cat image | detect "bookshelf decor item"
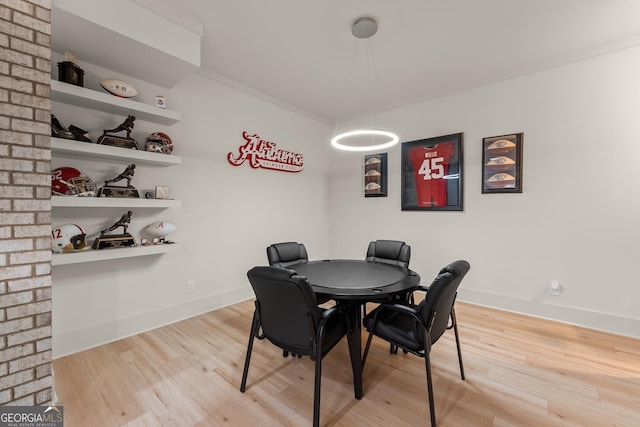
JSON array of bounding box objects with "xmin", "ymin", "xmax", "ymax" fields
[
  {"xmin": 97, "ymin": 115, "xmax": 140, "ymax": 150},
  {"xmin": 57, "ymin": 51, "xmax": 84, "ymax": 87},
  {"xmin": 93, "ymin": 211, "xmax": 137, "ymax": 250},
  {"xmin": 481, "ymin": 133, "xmax": 524, "ymax": 194},
  {"xmin": 97, "ymin": 164, "xmax": 141, "ymax": 198}
]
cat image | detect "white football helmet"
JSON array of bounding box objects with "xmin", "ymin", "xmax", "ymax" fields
[{"xmin": 51, "ymin": 224, "xmax": 88, "ymax": 253}]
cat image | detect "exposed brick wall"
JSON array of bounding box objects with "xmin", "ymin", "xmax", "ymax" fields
[{"xmin": 0, "ymin": 0, "xmax": 53, "ymax": 405}]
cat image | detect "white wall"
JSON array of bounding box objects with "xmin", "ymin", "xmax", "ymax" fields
[
  {"xmin": 328, "ymin": 45, "xmax": 640, "ymax": 338},
  {"xmin": 52, "ymin": 43, "xmax": 640, "ymax": 358},
  {"xmin": 52, "ymin": 60, "xmax": 332, "ymax": 357}
]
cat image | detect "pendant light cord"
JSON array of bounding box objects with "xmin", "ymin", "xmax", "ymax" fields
[{"xmin": 333, "ymin": 39, "xmax": 361, "ymax": 138}]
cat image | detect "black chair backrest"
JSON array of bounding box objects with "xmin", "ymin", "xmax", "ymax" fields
[
  {"xmin": 267, "ymin": 242, "xmax": 309, "ymax": 268},
  {"xmin": 416, "ymin": 260, "xmax": 470, "ymax": 344},
  {"xmin": 366, "ymin": 240, "xmax": 411, "ymax": 268},
  {"xmin": 247, "ymin": 266, "xmax": 320, "ymax": 354}
]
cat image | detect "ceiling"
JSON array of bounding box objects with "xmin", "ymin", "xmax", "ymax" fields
[{"xmin": 133, "ymin": 0, "xmax": 640, "ymax": 124}]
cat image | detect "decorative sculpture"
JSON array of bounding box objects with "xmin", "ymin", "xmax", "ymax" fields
[
  {"xmin": 97, "ymin": 115, "xmax": 139, "ymax": 150},
  {"xmin": 97, "ymin": 164, "xmax": 140, "ymax": 198},
  {"xmin": 92, "ymin": 210, "xmax": 136, "ymax": 250}
]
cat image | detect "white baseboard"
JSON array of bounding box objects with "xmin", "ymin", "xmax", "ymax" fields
[
  {"xmin": 53, "ymin": 287, "xmax": 254, "ymax": 358},
  {"xmin": 457, "ymin": 288, "xmax": 640, "ymax": 339}
]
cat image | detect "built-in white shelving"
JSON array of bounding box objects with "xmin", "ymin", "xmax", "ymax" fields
[
  {"xmin": 51, "ymin": 80, "xmax": 181, "ymax": 125},
  {"xmin": 52, "ymin": 196, "xmax": 181, "ymax": 208},
  {"xmin": 51, "ymin": 138, "xmax": 181, "ymax": 166},
  {"xmin": 51, "ymin": 77, "xmax": 183, "ymax": 265},
  {"xmin": 52, "ymin": 243, "xmax": 180, "ymax": 266}
]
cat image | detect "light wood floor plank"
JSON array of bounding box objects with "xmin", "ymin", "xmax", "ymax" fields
[{"xmin": 53, "ymin": 301, "xmax": 640, "ymax": 426}]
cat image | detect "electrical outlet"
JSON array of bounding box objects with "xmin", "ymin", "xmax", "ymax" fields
[
  {"xmin": 187, "ymin": 280, "xmax": 195, "ymax": 293},
  {"xmin": 550, "ymin": 280, "xmax": 561, "ymax": 296}
]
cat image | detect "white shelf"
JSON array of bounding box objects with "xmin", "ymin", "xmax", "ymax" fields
[
  {"xmin": 52, "ymin": 243, "xmax": 180, "ymax": 266},
  {"xmin": 51, "ymin": 138, "xmax": 181, "ymax": 166},
  {"xmin": 52, "ymin": 196, "xmax": 181, "ymax": 208},
  {"xmin": 51, "ymin": 80, "xmax": 181, "ymax": 125}
]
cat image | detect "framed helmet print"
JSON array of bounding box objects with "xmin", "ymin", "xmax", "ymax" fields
[{"xmin": 401, "ymin": 133, "xmax": 463, "ymax": 211}]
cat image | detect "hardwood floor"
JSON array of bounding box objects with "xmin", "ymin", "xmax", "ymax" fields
[{"xmin": 53, "ymin": 300, "xmax": 640, "ymax": 426}]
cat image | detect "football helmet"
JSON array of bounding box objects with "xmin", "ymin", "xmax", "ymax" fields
[
  {"xmin": 51, "ymin": 223, "xmax": 88, "ymax": 253},
  {"xmin": 145, "ymin": 132, "xmax": 173, "ymax": 154},
  {"xmin": 51, "ymin": 167, "xmax": 96, "ymax": 196}
]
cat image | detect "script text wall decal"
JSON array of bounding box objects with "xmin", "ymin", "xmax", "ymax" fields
[{"xmin": 227, "ymin": 131, "xmax": 304, "ymax": 173}]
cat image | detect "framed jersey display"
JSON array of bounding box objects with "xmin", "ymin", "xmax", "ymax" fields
[
  {"xmin": 401, "ymin": 133, "xmax": 463, "ymax": 211},
  {"xmin": 482, "ymin": 133, "xmax": 523, "ymax": 194},
  {"xmin": 364, "ymin": 153, "xmax": 387, "ymax": 197}
]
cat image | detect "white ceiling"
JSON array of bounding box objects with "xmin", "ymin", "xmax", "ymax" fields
[{"xmin": 135, "ymin": 0, "xmax": 640, "ymax": 123}]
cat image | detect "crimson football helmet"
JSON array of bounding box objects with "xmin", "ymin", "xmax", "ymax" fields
[
  {"xmin": 145, "ymin": 132, "xmax": 173, "ymax": 154},
  {"xmin": 51, "ymin": 223, "xmax": 87, "ymax": 253},
  {"xmin": 51, "ymin": 167, "xmax": 96, "ymax": 196}
]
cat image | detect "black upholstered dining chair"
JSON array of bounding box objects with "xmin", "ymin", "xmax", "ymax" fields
[
  {"xmin": 266, "ymin": 241, "xmax": 309, "ymax": 267},
  {"xmin": 365, "ymin": 239, "xmax": 411, "ymax": 268},
  {"xmin": 363, "ymin": 239, "xmax": 412, "ymax": 319},
  {"xmin": 267, "ymin": 241, "xmax": 330, "ymax": 305},
  {"xmin": 362, "ymin": 260, "xmax": 470, "ymax": 427},
  {"xmin": 241, "ymin": 266, "xmax": 350, "ymax": 427}
]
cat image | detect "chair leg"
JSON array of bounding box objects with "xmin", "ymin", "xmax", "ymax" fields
[
  {"xmin": 313, "ymin": 340, "xmax": 323, "ymax": 427},
  {"xmin": 451, "ymin": 307, "xmax": 465, "ymax": 380},
  {"xmin": 362, "ymin": 324, "xmax": 376, "ymax": 369},
  {"xmin": 424, "ymin": 351, "xmax": 436, "ymax": 427},
  {"xmin": 240, "ymin": 311, "xmax": 259, "ymax": 392}
]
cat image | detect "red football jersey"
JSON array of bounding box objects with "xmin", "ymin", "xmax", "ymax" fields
[{"xmin": 408, "ymin": 142, "xmax": 455, "ymax": 207}]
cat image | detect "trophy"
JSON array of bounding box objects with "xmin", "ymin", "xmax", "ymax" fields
[
  {"xmin": 97, "ymin": 164, "xmax": 140, "ymax": 198},
  {"xmin": 97, "ymin": 115, "xmax": 139, "ymax": 149},
  {"xmin": 92, "ymin": 211, "xmax": 137, "ymax": 250},
  {"xmin": 57, "ymin": 51, "xmax": 84, "ymax": 87}
]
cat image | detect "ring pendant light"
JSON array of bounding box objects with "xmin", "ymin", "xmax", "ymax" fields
[
  {"xmin": 331, "ymin": 129, "xmax": 399, "ymax": 152},
  {"xmin": 331, "ymin": 17, "xmax": 399, "ymax": 152}
]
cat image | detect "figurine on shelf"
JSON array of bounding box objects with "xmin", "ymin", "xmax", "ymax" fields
[
  {"xmin": 104, "ymin": 164, "xmax": 136, "ymax": 188},
  {"xmin": 97, "ymin": 115, "xmax": 139, "ymax": 150},
  {"xmin": 100, "ymin": 210, "xmax": 132, "ymax": 235},
  {"xmin": 93, "ymin": 210, "xmax": 136, "ymax": 250},
  {"xmin": 104, "ymin": 115, "xmax": 135, "ymax": 139},
  {"xmin": 97, "ymin": 164, "xmax": 140, "ymax": 198}
]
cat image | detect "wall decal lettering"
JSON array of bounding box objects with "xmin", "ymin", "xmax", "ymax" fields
[{"xmin": 227, "ymin": 131, "xmax": 304, "ymax": 173}]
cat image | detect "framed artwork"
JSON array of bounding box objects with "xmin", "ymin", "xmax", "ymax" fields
[
  {"xmin": 482, "ymin": 133, "xmax": 523, "ymax": 193},
  {"xmin": 364, "ymin": 153, "xmax": 387, "ymax": 197},
  {"xmin": 401, "ymin": 133, "xmax": 463, "ymax": 211}
]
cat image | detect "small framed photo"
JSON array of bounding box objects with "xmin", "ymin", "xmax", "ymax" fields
[
  {"xmin": 155, "ymin": 186, "xmax": 169, "ymax": 199},
  {"xmin": 140, "ymin": 237, "xmax": 149, "ymax": 246},
  {"xmin": 364, "ymin": 153, "xmax": 387, "ymax": 197},
  {"xmin": 482, "ymin": 133, "xmax": 523, "ymax": 193},
  {"xmin": 401, "ymin": 133, "xmax": 463, "ymax": 211},
  {"xmin": 155, "ymin": 95, "xmax": 166, "ymax": 109}
]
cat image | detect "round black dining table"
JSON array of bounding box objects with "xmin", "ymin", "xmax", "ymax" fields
[{"xmin": 287, "ymin": 259, "xmax": 421, "ymax": 399}]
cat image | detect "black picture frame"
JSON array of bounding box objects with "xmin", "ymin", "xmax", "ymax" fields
[
  {"xmin": 481, "ymin": 133, "xmax": 523, "ymax": 193},
  {"xmin": 401, "ymin": 133, "xmax": 463, "ymax": 211},
  {"xmin": 364, "ymin": 153, "xmax": 387, "ymax": 197}
]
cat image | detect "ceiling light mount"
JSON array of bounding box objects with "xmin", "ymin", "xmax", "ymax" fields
[{"xmin": 352, "ymin": 17, "xmax": 378, "ymax": 39}]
